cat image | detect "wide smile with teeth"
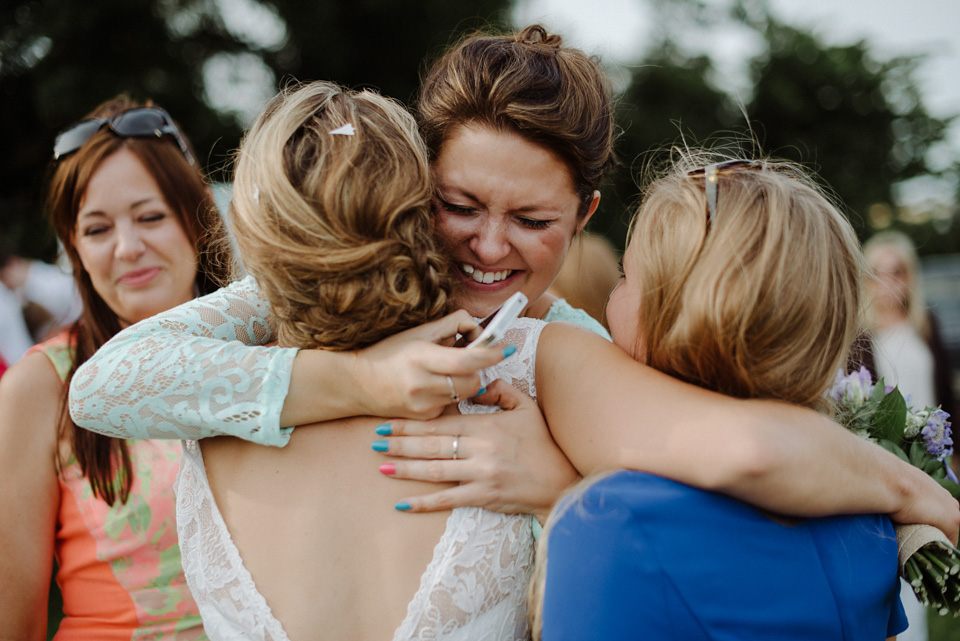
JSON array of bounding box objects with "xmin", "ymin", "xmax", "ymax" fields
[{"xmin": 461, "ymin": 264, "xmax": 515, "ymax": 284}]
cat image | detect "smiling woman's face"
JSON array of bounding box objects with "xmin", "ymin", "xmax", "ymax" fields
[
  {"xmin": 432, "ymin": 124, "xmax": 598, "ymax": 319},
  {"xmin": 73, "ymin": 148, "xmax": 198, "ymax": 326}
]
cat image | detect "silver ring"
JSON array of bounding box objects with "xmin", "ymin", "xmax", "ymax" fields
[
  {"xmin": 452, "ymin": 436, "xmax": 460, "ymax": 460},
  {"xmin": 446, "ymin": 375, "xmax": 460, "ymax": 403}
]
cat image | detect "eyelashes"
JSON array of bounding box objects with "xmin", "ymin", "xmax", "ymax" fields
[{"xmin": 434, "ymin": 197, "xmax": 554, "ymax": 230}]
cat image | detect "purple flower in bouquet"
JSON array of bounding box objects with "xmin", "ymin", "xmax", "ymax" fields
[
  {"xmin": 827, "ymin": 366, "xmax": 960, "ymax": 615},
  {"xmin": 922, "ymin": 408, "xmax": 954, "ymax": 461},
  {"xmin": 828, "ymin": 366, "xmax": 874, "ymax": 405}
]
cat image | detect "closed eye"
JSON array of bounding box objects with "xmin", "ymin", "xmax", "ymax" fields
[
  {"xmin": 434, "ymin": 197, "xmax": 476, "ymax": 216},
  {"xmin": 517, "ymin": 217, "xmax": 552, "ymax": 230},
  {"xmin": 81, "ymin": 224, "xmax": 110, "ymax": 237}
]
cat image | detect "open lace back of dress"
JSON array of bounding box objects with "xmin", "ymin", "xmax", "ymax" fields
[{"xmin": 175, "ymin": 317, "xmax": 545, "ymax": 641}]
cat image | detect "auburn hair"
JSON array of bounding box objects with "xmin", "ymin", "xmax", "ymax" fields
[
  {"xmin": 418, "ymin": 24, "xmax": 617, "ymax": 217},
  {"xmin": 45, "ymin": 95, "xmax": 229, "ymax": 504}
]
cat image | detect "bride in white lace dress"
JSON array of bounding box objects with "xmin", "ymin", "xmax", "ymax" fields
[{"xmin": 175, "ymin": 80, "xmax": 544, "ymax": 641}]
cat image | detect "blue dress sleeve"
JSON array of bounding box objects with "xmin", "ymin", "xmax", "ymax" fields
[{"xmin": 68, "ymin": 276, "xmax": 297, "ymax": 446}]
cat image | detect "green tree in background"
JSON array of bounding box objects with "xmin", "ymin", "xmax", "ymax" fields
[
  {"xmin": 1, "ymin": 0, "xmax": 511, "ymax": 262},
  {"xmin": 3, "ymin": 0, "xmax": 954, "ymax": 260},
  {"xmin": 595, "ymin": 44, "xmax": 736, "ymax": 246},
  {"xmin": 2, "ymin": 0, "xmax": 241, "ymax": 258},
  {"xmin": 594, "ymin": 1, "xmax": 954, "ymax": 250},
  {"xmin": 262, "ymin": 0, "xmax": 508, "ymax": 102},
  {"xmin": 746, "ymin": 19, "xmax": 952, "ymax": 241}
]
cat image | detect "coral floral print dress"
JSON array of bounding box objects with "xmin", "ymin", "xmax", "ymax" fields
[{"xmin": 33, "ymin": 332, "xmax": 205, "ymax": 640}]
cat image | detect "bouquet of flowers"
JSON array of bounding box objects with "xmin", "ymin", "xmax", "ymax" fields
[{"xmin": 829, "ymin": 367, "xmax": 960, "ymax": 615}]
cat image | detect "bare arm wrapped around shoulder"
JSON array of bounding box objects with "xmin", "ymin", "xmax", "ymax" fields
[{"xmin": 537, "ymin": 322, "xmax": 960, "ymax": 543}]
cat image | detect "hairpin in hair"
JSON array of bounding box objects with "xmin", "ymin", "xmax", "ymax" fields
[
  {"xmin": 329, "ymin": 123, "xmax": 355, "ymax": 136},
  {"xmin": 253, "ymin": 185, "xmax": 259, "ymax": 203}
]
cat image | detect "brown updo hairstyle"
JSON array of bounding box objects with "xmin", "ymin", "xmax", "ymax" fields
[
  {"xmin": 230, "ymin": 81, "xmax": 452, "ymax": 351},
  {"xmin": 45, "ymin": 95, "xmax": 230, "ymax": 504},
  {"xmin": 627, "ymin": 152, "xmax": 863, "ymax": 408},
  {"xmin": 418, "ymin": 24, "xmax": 617, "ymax": 217}
]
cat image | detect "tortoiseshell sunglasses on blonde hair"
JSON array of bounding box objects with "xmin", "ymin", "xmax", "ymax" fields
[
  {"xmin": 53, "ymin": 107, "xmax": 196, "ymax": 166},
  {"xmin": 687, "ymin": 159, "xmax": 763, "ymax": 229}
]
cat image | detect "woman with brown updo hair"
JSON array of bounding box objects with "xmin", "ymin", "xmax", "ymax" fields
[
  {"xmin": 72, "ymin": 24, "xmax": 955, "ymax": 571},
  {"xmin": 0, "ymin": 95, "xmax": 229, "ymax": 638}
]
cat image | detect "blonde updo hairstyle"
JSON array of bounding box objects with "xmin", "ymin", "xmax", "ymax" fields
[
  {"xmin": 627, "ymin": 153, "xmax": 863, "ymax": 408},
  {"xmin": 231, "ymin": 81, "xmax": 452, "ymax": 350}
]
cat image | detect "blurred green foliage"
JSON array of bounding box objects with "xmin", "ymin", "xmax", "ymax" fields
[
  {"xmin": 593, "ymin": 3, "xmax": 956, "ymax": 249},
  {"xmin": 1, "ymin": 0, "xmax": 511, "ymax": 262},
  {"xmin": 1, "ymin": 0, "xmax": 956, "ymax": 260}
]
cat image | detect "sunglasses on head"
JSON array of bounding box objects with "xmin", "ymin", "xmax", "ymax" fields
[
  {"xmin": 687, "ymin": 159, "xmax": 763, "ymax": 229},
  {"xmin": 53, "ymin": 107, "xmax": 196, "ymax": 166}
]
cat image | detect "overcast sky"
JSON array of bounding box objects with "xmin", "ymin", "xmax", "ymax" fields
[{"xmin": 513, "ymin": 0, "xmax": 960, "ymax": 203}]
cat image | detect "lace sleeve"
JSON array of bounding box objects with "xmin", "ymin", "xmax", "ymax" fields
[{"xmin": 68, "ymin": 276, "xmax": 297, "ymax": 446}]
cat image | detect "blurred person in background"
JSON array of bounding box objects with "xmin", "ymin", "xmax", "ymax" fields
[
  {"xmin": 861, "ymin": 230, "xmax": 958, "ymax": 641},
  {"xmin": 0, "ymin": 260, "xmax": 36, "ymax": 365},
  {"xmin": 0, "ymin": 250, "xmax": 82, "ymax": 343},
  {"xmin": 0, "ymin": 249, "xmax": 82, "ymax": 367},
  {"xmin": 862, "ymin": 231, "xmax": 955, "ymax": 419},
  {"xmin": 0, "ymin": 95, "xmax": 229, "ymax": 639}
]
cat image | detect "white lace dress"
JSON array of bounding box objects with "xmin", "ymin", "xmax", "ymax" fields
[{"xmin": 175, "ymin": 319, "xmax": 545, "ymax": 641}]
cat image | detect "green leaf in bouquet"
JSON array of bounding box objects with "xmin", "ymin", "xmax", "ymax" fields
[
  {"xmin": 871, "ymin": 377, "xmax": 888, "ymax": 404},
  {"xmin": 923, "ymin": 457, "xmax": 947, "ymax": 477},
  {"xmin": 909, "ymin": 440, "xmax": 938, "ymax": 470},
  {"xmin": 878, "ymin": 438, "xmax": 910, "ymax": 463},
  {"xmin": 937, "ymin": 477, "xmax": 960, "ymax": 500},
  {"xmin": 873, "ymin": 387, "xmax": 907, "ymax": 444}
]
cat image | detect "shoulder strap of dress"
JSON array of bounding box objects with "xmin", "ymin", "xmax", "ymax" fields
[{"xmin": 26, "ymin": 330, "xmax": 76, "ymax": 382}]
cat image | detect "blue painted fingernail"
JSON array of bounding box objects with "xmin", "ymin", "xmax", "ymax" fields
[
  {"xmin": 475, "ymin": 387, "xmax": 486, "ymax": 396},
  {"xmin": 375, "ymin": 423, "xmax": 392, "ymax": 436},
  {"xmin": 372, "ymin": 440, "xmax": 389, "ymax": 452},
  {"xmin": 395, "ymin": 501, "xmax": 412, "ymax": 511},
  {"xmin": 502, "ymin": 345, "xmax": 517, "ymax": 358}
]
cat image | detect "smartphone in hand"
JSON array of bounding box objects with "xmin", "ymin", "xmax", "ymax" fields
[{"xmin": 453, "ymin": 292, "xmax": 528, "ymax": 348}]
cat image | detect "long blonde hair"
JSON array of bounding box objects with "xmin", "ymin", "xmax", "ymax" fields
[
  {"xmin": 529, "ymin": 152, "xmax": 864, "ymax": 637},
  {"xmin": 629, "ymin": 153, "xmax": 863, "ymax": 409},
  {"xmin": 230, "ymin": 81, "xmax": 452, "ymax": 350}
]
